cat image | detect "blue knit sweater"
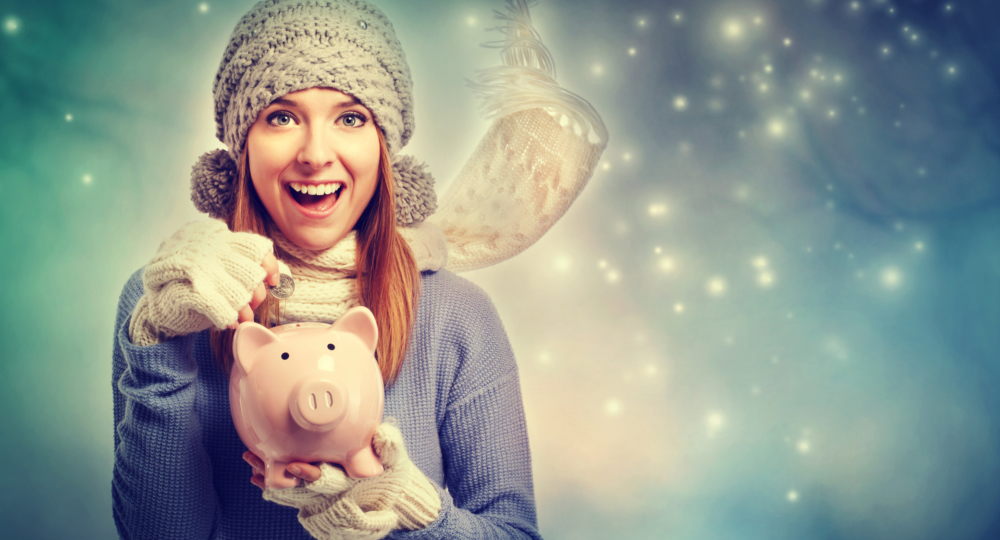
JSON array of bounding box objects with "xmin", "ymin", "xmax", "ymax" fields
[{"xmin": 112, "ymin": 268, "xmax": 541, "ymax": 539}]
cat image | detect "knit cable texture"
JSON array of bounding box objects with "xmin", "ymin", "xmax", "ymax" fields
[
  {"xmin": 262, "ymin": 423, "xmax": 441, "ymax": 539},
  {"xmin": 217, "ymin": 0, "xmax": 412, "ymax": 157}
]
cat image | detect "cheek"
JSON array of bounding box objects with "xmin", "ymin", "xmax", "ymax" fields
[
  {"xmin": 247, "ymin": 137, "xmax": 287, "ymax": 202},
  {"xmin": 349, "ymin": 135, "xmax": 381, "ymax": 187}
]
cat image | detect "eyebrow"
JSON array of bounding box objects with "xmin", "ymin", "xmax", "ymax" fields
[{"xmin": 270, "ymin": 95, "xmax": 361, "ymax": 109}]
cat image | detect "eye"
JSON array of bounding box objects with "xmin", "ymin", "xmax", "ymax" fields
[
  {"xmin": 267, "ymin": 111, "xmax": 295, "ymax": 127},
  {"xmin": 327, "ymin": 343, "xmax": 335, "ymax": 350},
  {"xmin": 281, "ymin": 352, "xmax": 289, "ymax": 360},
  {"xmin": 340, "ymin": 112, "xmax": 367, "ymax": 128}
]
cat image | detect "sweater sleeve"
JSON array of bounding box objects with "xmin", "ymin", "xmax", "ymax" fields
[
  {"xmin": 112, "ymin": 269, "xmax": 220, "ymax": 539},
  {"xmin": 390, "ymin": 277, "xmax": 541, "ymax": 540}
]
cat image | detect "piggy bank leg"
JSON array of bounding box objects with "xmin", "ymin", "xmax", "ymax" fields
[
  {"xmin": 264, "ymin": 460, "xmax": 301, "ymax": 489},
  {"xmin": 342, "ymin": 446, "xmax": 384, "ymax": 478}
]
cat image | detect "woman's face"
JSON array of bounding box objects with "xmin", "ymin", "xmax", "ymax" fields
[{"xmin": 246, "ymin": 87, "xmax": 380, "ymax": 251}]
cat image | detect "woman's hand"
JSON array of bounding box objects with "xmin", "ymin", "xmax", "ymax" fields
[
  {"xmin": 230, "ymin": 253, "xmax": 281, "ymax": 329},
  {"xmin": 242, "ymin": 451, "xmax": 323, "ymax": 490},
  {"xmin": 253, "ymin": 423, "xmax": 442, "ymax": 538},
  {"xmin": 128, "ymin": 220, "xmax": 278, "ymax": 346}
]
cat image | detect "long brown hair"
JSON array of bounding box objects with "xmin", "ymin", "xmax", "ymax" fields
[{"xmin": 210, "ymin": 127, "xmax": 421, "ymax": 385}]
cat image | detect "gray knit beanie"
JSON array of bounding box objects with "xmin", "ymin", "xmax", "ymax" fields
[{"xmin": 190, "ymin": 0, "xmax": 435, "ymax": 225}]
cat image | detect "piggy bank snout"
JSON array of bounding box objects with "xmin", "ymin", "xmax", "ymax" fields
[{"xmin": 289, "ymin": 376, "xmax": 347, "ymax": 432}]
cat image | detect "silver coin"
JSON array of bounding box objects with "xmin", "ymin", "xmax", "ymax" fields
[{"xmin": 268, "ymin": 274, "xmax": 295, "ymax": 299}]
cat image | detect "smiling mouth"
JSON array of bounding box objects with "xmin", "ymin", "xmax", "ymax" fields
[{"xmin": 287, "ymin": 182, "xmax": 342, "ymax": 212}]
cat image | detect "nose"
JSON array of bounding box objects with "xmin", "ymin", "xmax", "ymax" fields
[
  {"xmin": 290, "ymin": 377, "xmax": 347, "ymax": 432},
  {"xmin": 297, "ymin": 125, "xmax": 336, "ymax": 170}
]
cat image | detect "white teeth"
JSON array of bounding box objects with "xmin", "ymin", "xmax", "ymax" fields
[{"xmin": 289, "ymin": 183, "xmax": 341, "ymax": 195}]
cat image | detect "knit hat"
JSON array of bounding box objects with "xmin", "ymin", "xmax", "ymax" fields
[{"xmin": 190, "ymin": 0, "xmax": 436, "ymax": 225}]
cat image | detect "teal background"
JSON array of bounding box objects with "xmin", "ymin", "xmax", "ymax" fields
[{"xmin": 2, "ymin": 1, "xmax": 999, "ymax": 539}]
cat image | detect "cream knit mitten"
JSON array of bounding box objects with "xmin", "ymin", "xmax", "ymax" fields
[
  {"xmin": 263, "ymin": 423, "xmax": 442, "ymax": 540},
  {"xmin": 128, "ymin": 220, "xmax": 273, "ymax": 347}
]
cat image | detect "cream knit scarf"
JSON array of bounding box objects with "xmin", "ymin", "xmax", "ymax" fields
[{"xmin": 272, "ymin": 221, "xmax": 448, "ymax": 325}]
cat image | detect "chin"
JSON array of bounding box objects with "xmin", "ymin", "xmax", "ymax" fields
[{"xmin": 290, "ymin": 229, "xmax": 348, "ymax": 252}]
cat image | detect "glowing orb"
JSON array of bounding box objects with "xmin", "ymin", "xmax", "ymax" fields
[
  {"xmin": 706, "ymin": 276, "xmax": 727, "ymax": 297},
  {"xmin": 3, "ymin": 16, "xmax": 20, "ymax": 34},
  {"xmin": 553, "ymin": 255, "xmax": 571, "ymax": 272},
  {"xmin": 881, "ymin": 267, "xmax": 902, "ymax": 289},
  {"xmin": 605, "ymin": 399, "xmax": 623, "ymax": 416},
  {"xmin": 707, "ymin": 411, "xmax": 726, "ymax": 435},
  {"xmin": 768, "ymin": 119, "xmax": 786, "ymax": 137},
  {"xmin": 722, "ymin": 19, "xmax": 744, "ymax": 41}
]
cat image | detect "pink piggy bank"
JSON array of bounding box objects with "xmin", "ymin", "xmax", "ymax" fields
[{"xmin": 230, "ymin": 306, "xmax": 385, "ymax": 489}]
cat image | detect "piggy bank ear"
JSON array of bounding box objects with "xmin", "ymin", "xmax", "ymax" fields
[
  {"xmin": 331, "ymin": 306, "xmax": 379, "ymax": 355},
  {"xmin": 233, "ymin": 323, "xmax": 279, "ymax": 374}
]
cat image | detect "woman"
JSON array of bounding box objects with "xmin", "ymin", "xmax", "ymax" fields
[{"xmin": 111, "ymin": 0, "xmax": 606, "ymax": 538}]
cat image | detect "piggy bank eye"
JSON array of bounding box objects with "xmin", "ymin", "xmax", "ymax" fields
[
  {"xmin": 281, "ymin": 352, "xmax": 289, "ymax": 360},
  {"xmin": 327, "ymin": 343, "xmax": 335, "ymax": 350}
]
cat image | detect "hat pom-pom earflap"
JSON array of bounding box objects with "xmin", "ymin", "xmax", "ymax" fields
[
  {"xmin": 191, "ymin": 149, "xmax": 238, "ymax": 219},
  {"xmin": 393, "ymin": 155, "xmax": 437, "ymax": 226}
]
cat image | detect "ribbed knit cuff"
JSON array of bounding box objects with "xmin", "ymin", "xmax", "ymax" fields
[
  {"xmin": 298, "ymin": 496, "xmax": 398, "ymax": 540},
  {"xmin": 393, "ymin": 465, "xmax": 441, "ymax": 531},
  {"xmin": 367, "ymin": 423, "xmax": 441, "ymax": 530}
]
